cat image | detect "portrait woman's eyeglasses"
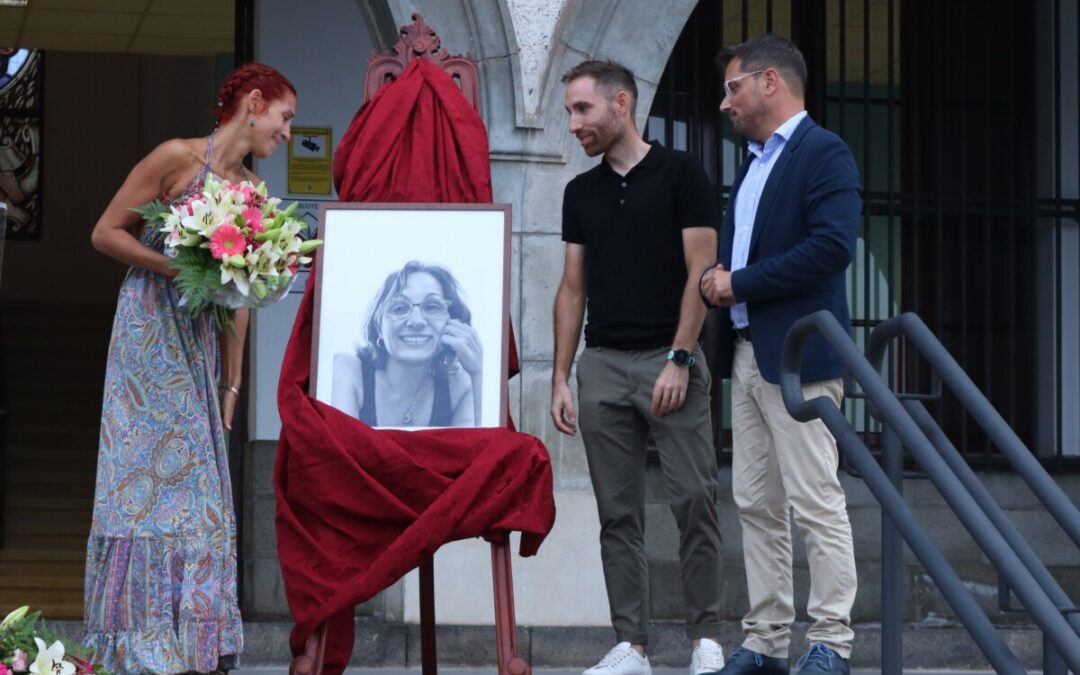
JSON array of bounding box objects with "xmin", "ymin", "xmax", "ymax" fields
[{"xmin": 384, "ymin": 296, "xmax": 452, "ymax": 319}]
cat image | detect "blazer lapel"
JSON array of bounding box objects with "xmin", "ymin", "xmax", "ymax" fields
[{"xmin": 746, "ymin": 116, "xmax": 816, "ymax": 259}]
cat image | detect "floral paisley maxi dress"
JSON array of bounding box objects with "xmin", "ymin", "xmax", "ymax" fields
[{"xmin": 83, "ymin": 136, "xmax": 244, "ymax": 674}]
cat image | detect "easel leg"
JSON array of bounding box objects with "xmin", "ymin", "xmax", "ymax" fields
[
  {"xmin": 491, "ymin": 540, "xmax": 531, "ymax": 675},
  {"xmin": 421, "ymin": 555, "xmax": 438, "ymax": 675}
]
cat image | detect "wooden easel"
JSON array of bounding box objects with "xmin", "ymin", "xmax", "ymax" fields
[{"xmin": 288, "ymin": 13, "xmax": 529, "ymax": 675}]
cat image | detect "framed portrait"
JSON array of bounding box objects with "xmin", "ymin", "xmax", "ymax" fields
[{"xmin": 309, "ymin": 203, "xmax": 511, "ymax": 429}]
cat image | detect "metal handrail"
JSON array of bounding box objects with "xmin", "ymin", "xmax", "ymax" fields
[
  {"xmin": 864, "ymin": 312, "xmax": 1080, "ymax": 674},
  {"xmin": 866, "ymin": 312, "xmax": 1080, "ymax": 549},
  {"xmin": 780, "ymin": 310, "xmax": 1080, "ymax": 673}
]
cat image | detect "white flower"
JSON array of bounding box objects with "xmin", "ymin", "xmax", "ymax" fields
[
  {"xmin": 29, "ymin": 638, "xmax": 75, "ymax": 675},
  {"xmin": 180, "ymin": 198, "xmax": 214, "ymax": 235},
  {"xmin": 220, "ymin": 265, "xmax": 251, "ymax": 296}
]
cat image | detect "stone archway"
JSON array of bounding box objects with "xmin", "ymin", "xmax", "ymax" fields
[{"xmin": 356, "ymin": 0, "xmax": 699, "ymax": 163}]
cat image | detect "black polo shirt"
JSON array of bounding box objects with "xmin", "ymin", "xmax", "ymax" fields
[{"xmin": 562, "ymin": 142, "xmax": 716, "ymax": 350}]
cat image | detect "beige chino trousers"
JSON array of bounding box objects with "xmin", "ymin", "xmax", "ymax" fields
[{"xmin": 731, "ymin": 340, "xmax": 857, "ymax": 659}]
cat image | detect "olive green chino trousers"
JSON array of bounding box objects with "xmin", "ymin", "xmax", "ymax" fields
[{"xmin": 576, "ymin": 344, "xmax": 724, "ymax": 645}]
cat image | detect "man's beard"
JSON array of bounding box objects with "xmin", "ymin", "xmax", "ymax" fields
[
  {"xmin": 728, "ymin": 96, "xmax": 766, "ymax": 139},
  {"xmin": 584, "ymin": 108, "xmax": 626, "ymax": 156}
]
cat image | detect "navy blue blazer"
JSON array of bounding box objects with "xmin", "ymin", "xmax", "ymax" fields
[{"xmin": 716, "ymin": 115, "xmax": 861, "ymax": 384}]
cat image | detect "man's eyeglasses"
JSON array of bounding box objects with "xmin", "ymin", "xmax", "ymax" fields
[
  {"xmin": 385, "ymin": 296, "xmax": 452, "ymax": 319},
  {"xmin": 723, "ymin": 70, "xmax": 765, "ymax": 98}
]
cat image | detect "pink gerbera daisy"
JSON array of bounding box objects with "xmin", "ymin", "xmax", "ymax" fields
[
  {"xmin": 209, "ymin": 224, "xmax": 246, "ymax": 260},
  {"xmin": 242, "ymin": 207, "xmax": 264, "ymax": 233}
]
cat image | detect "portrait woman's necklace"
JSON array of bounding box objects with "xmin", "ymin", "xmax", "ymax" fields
[{"xmin": 401, "ymin": 380, "xmax": 428, "ymax": 425}]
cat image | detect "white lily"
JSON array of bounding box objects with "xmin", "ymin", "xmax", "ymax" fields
[
  {"xmin": 220, "ymin": 265, "xmax": 251, "ymax": 296},
  {"xmin": 180, "ymin": 198, "xmax": 215, "ymax": 235},
  {"xmin": 29, "ymin": 637, "xmax": 75, "ymax": 675}
]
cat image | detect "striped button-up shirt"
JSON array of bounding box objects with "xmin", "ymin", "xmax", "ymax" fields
[{"xmin": 730, "ymin": 110, "xmax": 807, "ymax": 329}]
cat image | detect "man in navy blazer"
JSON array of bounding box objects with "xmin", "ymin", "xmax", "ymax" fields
[{"xmin": 701, "ymin": 35, "xmax": 860, "ymax": 675}]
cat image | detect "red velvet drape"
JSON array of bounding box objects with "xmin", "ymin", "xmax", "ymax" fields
[{"xmin": 274, "ymin": 58, "xmax": 555, "ymax": 673}]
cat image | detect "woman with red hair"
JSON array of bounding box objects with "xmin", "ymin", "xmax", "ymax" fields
[{"xmin": 85, "ymin": 61, "xmax": 296, "ymax": 674}]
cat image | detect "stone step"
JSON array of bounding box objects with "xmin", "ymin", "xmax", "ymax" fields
[
  {"xmin": 1, "ymin": 494, "xmax": 94, "ymax": 511},
  {"xmin": 0, "ymin": 573, "xmax": 82, "ymax": 590},
  {"xmin": 4, "ymin": 354, "xmax": 107, "ymax": 375},
  {"xmin": 2, "ymin": 443, "xmax": 99, "ymax": 462},
  {"xmin": 5, "ymin": 385, "xmax": 103, "ymax": 405},
  {"xmin": 0, "ymin": 558, "xmax": 85, "ymax": 579},
  {"xmin": 5, "ymin": 511, "xmax": 91, "ymax": 535},
  {"xmin": 30, "ymin": 621, "xmax": 1047, "ymax": 671},
  {"xmin": 0, "ymin": 548, "xmax": 85, "ymax": 561},
  {"xmin": 3, "ymin": 534, "xmax": 89, "ymax": 550},
  {"xmin": 4, "ymin": 408, "xmax": 101, "ymax": 427},
  {"xmin": 5, "ymin": 508, "xmax": 92, "ymax": 529},
  {"xmin": 0, "ymin": 589, "xmax": 82, "ymax": 620},
  {"xmin": 264, "ymin": 622, "xmax": 1047, "ymax": 671},
  {"xmin": 5, "ymin": 456, "xmax": 98, "ymax": 477},
  {"xmin": 1, "ymin": 300, "xmax": 116, "ymax": 324},
  {"xmin": 4, "ymin": 424, "xmax": 101, "ymax": 440},
  {"xmin": 1, "ymin": 465, "xmax": 95, "ymax": 487},
  {"xmin": 4, "ymin": 483, "xmax": 94, "ymax": 503}
]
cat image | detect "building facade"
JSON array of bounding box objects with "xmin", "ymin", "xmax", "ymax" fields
[{"xmin": 1, "ymin": 0, "xmax": 1078, "ymax": 666}]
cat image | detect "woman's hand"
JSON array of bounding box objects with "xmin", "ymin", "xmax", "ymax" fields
[
  {"xmin": 440, "ymin": 319, "xmax": 483, "ymax": 376},
  {"xmin": 220, "ymin": 386, "xmax": 239, "ymax": 431}
]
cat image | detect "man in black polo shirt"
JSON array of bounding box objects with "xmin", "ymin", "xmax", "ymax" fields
[{"xmin": 551, "ymin": 59, "xmax": 724, "ymax": 675}]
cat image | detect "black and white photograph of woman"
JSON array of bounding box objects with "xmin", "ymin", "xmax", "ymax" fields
[{"xmin": 331, "ymin": 260, "xmax": 483, "ymax": 427}]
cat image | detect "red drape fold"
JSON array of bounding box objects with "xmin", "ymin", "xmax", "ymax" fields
[{"xmin": 274, "ymin": 59, "xmax": 554, "ymax": 673}]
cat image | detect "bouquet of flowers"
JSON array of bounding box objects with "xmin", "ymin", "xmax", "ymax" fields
[
  {"xmin": 1, "ymin": 606, "xmax": 105, "ymax": 675},
  {"xmin": 134, "ymin": 174, "xmax": 322, "ymax": 329}
]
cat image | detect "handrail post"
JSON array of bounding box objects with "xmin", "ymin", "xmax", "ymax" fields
[
  {"xmin": 881, "ymin": 425, "xmax": 903, "ymax": 675},
  {"xmin": 1044, "ymin": 634, "xmax": 1066, "ymax": 675}
]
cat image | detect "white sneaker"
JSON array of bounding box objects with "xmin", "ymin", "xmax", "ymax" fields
[
  {"xmin": 583, "ymin": 642, "xmax": 652, "ymax": 675},
  {"xmin": 690, "ymin": 638, "xmax": 725, "ymax": 675}
]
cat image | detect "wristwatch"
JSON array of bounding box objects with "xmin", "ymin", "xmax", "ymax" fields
[{"xmin": 667, "ymin": 348, "xmax": 695, "ymax": 367}]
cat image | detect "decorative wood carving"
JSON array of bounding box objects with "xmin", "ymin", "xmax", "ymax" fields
[{"xmin": 363, "ymin": 12, "xmax": 481, "ymax": 112}]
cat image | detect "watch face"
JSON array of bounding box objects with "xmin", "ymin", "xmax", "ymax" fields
[{"xmin": 669, "ymin": 349, "xmax": 690, "ymax": 366}]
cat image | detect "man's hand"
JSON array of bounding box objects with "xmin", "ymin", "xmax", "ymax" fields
[
  {"xmin": 700, "ymin": 263, "xmax": 736, "ymax": 307},
  {"xmin": 651, "ymin": 361, "xmax": 690, "ymax": 416},
  {"xmin": 551, "ymin": 379, "xmax": 578, "ymax": 435}
]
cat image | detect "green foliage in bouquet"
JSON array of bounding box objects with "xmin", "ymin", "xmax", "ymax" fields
[
  {"xmin": 170, "ymin": 245, "xmax": 235, "ymax": 328},
  {"xmin": 1, "ymin": 606, "xmax": 106, "ymax": 674}
]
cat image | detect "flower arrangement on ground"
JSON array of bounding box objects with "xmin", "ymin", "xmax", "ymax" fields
[
  {"xmin": 135, "ymin": 173, "xmax": 322, "ymax": 328},
  {"xmin": 1, "ymin": 607, "xmax": 105, "ymax": 675}
]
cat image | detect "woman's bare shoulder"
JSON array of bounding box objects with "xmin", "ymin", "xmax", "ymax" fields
[
  {"xmin": 447, "ymin": 367, "xmax": 473, "ymax": 399},
  {"xmin": 334, "ymin": 352, "xmax": 363, "ymax": 372},
  {"xmin": 132, "ymin": 138, "xmax": 206, "ymax": 198},
  {"xmin": 149, "ymin": 138, "xmax": 205, "ymax": 164}
]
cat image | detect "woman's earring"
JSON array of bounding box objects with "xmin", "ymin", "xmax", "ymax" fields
[
  {"xmin": 248, "ymin": 116, "xmax": 255, "ymax": 128},
  {"xmin": 376, "ymin": 338, "xmax": 386, "ymax": 350}
]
